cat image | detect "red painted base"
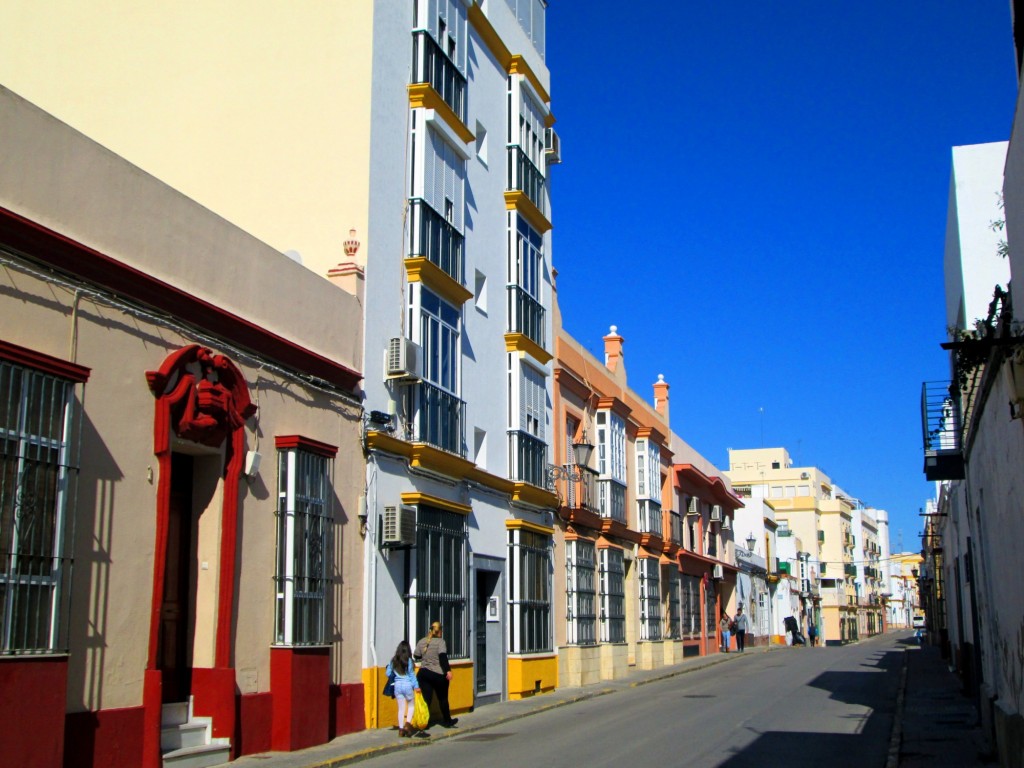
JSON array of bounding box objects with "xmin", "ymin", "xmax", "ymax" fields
[
  {"xmin": 271, "ymin": 647, "xmax": 330, "ymax": 751},
  {"xmin": 0, "ymin": 657, "xmax": 68, "ymax": 768},
  {"xmin": 64, "ymin": 706, "xmax": 144, "ymax": 768},
  {"xmin": 329, "ymin": 683, "xmax": 365, "ymax": 738},
  {"xmin": 239, "ymin": 692, "xmax": 273, "ymax": 756}
]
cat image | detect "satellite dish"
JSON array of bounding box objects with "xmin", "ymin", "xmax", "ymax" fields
[{"xmin": 284, "ymin": 249, "xmax": 303, "ymax": 265}]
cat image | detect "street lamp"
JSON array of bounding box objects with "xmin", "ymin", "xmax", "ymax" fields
[
  {"xmin": 547, "ymin": 432, "xmax": 595, "ymax": 483},
  {"xmin": 746, "ymin": 533, "xmax": 757, "ymax": 552}
]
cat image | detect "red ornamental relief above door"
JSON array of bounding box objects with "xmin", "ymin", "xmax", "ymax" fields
[{"xmin": 146, "ymin": 344, "xmax": 256, "ymax": 446}]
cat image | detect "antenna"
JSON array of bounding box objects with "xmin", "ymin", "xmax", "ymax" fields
[{"xmin": 759, "ymin": 407, "xmax": 764, "ymax": 447}]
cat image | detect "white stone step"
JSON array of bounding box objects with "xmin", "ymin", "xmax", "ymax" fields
[
  {"xmin": 161, "ymin": 717, "xmax": 211, "ymax": 751},
  {"xmin": 161, "ymin": 741, "xmax": 231, "ymax": 768},
  {"xmin": 161, "ymin": 701, "xmax": 191, "ymax": 727}
]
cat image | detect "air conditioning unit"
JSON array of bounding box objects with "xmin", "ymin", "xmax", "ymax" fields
[
  {"xmin": 710, "ymin": 505, "xmax": 723, "ymax": 522},
  {"xmin": 721, "ymin": 516, "xmax": 731, "ymax": 531},
  {"xmin": 386, "ymin": 337, "xmax": 422, "ymax": 382},
  {"xmin": 687, "ymin": 497, "xmax": 700, "ymax": 516},
  {"xmin": 712, "ymin": 564, "xmax": 724, "ymax": 580},
  {"xmin": 800, "ymin": 472, "xmax": 810, "ymax": 480},
  {"xmin": 382, "ymin": 505, "xmax": 417, "ymax": 547},
  {"xmin": 544, "ymin": 126, "xmax": 561, "ymax": 164}
]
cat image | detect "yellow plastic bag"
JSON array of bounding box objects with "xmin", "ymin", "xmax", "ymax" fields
[{"xmin": 411, "ymin": 689, "xmax": 430, "ymax": 730}]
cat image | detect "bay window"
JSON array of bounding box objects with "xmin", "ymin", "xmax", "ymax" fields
[
  {"xmin": 635, "ymin": 438, "xmax": 662, "ymax": 536},
  {"xmin": 595, "ymin": 410, "xmax": 626, "ymax": 523}
]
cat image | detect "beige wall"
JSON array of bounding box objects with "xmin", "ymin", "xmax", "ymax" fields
[
  {"xmin": 1, "ymin": 85, "xmax": 365, "ymax": 709},
  {"xmin": 0, "ymin": 1, "xmax": 376, "ymax": 279}
]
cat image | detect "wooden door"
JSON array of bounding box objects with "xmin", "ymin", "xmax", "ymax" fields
[{"xmin": 160, "ymin": 453, "xmax": 193, "ymax": 703}]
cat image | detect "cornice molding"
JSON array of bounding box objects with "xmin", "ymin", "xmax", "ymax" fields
[
  {"xmin": 408, "ymin": 84, "xmax": 474, "ymax": 143},
  {"xmin": 504, "ymin": 191, "xmax": 552, "ymax": 233},
  {"xmin": 405, "ymin": 257, "xmax": 473, "ymax": 305},
  {"xmin": 504, "ymin": 333, "xmax": 553, "ymax": 365}
]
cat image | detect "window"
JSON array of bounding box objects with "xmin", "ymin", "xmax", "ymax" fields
[
  {"xmin": 508, "ymin": 528, "xmax": 551, "ymax": 653},
  {"xmin": 595, "ymin": 410, "xmax": 626, "ymax": 522},
  {"xmin": 0, "ymin": 356, "xmax": 84, "ymax": 654},
  {"xmin": 414, "ymin": 287, "xmax": 463, "ymax": 454},
  {"xmin": 275, "ymin": 439, "xmax": 334, "ymax": 645},
  {"xmin": 599, "ymin": 547, "xmax": 625, "ymax": 643},
  {"xmin": 566, "ymin": 539, "xmax": 596, "ymax": 645},
  {"xmin": 638, "ymin": 558, "xmax": 661, "ymax": 641},
  {"xmin": 415, "ymin": 506, "xmax": 467, "ymax": 658},
  {"xmin": 509, "ymin": 363, "xmax": 546, "ymax": 486},
  {"xmin": 635, "ymin": 438, "xmax": 662, "ymax": 536},
  {"xmin": 681, "ymin": 574, "xmax": 701, "ymax": 637},
  {"xmin": 504, "ymin": 0, "xmax": 546, "ymax": 58},
  {"xmin": 665, "ymin": 568, "xmax": 680, "ymax": 639},
  {"xmin": 508, "ymin": 217, "xmax": 545, "ymax": 347}
]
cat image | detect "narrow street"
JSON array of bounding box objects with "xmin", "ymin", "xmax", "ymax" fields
[{"xmin": 359, "ymin": 634, "xmax": 903, "ymax": 768}]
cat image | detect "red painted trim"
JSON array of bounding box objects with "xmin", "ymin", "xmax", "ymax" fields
[
  {"xmin": 141, "ymin": 669, "xmax": 162, "ymax": 768},
  {"xmin": 275, "ymin": 435, "xmax": 339, "ymax": 458},
  {"xmin": 0, "ymin": 657, "xmax": 68, "ymax": 768},
  {"xmin": 192, "ymin": 668, "xmax": 237, "ymax": 749},
  {"xmin": 674, "ymin": 463, "xmax": 744, "ymax": 510},
  {"xmin": 0, "ymin": 339, "xmax": 90, "ymax": 382},
  {"xmin": 216, "ymin": 429, "xmax": 244, "ymax": 668},
  {"xmin": 329, "ymin": 683, "xmax": 366, "ymax": 739},
  {"xmin": 0, "ymin": 206, "xmax": 361, "ymax": 392},
  {"xmin": 271, "ymin": 647, "xmax": 331, "ymax": 752}
]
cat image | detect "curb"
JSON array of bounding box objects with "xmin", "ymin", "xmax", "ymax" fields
[{"xmin": 886, "ymin": 646, "xmax": 910, "ymax": 768}]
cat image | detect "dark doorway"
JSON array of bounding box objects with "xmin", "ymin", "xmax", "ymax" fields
[{"xmin": 160, "ymin": 453, "xmax": 195, "ymax": 703}]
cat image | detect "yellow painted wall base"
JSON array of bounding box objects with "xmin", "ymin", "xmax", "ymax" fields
[
  {"xmin": 507, "ymin": 654, "xmax": 558, "ymax": 699},
  {"xmin": 365, "ymin": 663, "xmax": 475, "ymax": 728}
]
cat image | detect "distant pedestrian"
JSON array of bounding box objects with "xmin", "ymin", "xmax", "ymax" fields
[
  {"xmin": 386, "ymin": 641, "xmax": 421, "ymax": 737},
  {"xmin": 415, "ymin": 621, "xmax": 459, "ymax": 728},
  {"xmin": 735, "ymin": 607, "xmax": 749, "ymax": 651},
  {"xmin": 807, "ymin": 620, "xmax": 818, "ymax": 647},
  {"xmin": 720, "ymin": 612, "xmax": 732, "ymax": 653}
]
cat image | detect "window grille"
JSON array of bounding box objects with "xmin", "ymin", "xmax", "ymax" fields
[
  {"xmin": 275, "ymin": 447, "xmax": 332, "ymax": 645},
  {"xmin": 681, "ymin": 574, "xmax": 701, "ymax": 638},
  {"xmin": 0, "ymin": 359, "xmax": 82, "ymax": 654},
  {"xmin": 638, "ymin": 558, "xmax": 661, "ymax": 641},
  {"xmin": 565, "ymin": 539, "xmax": 596, "ymax": 645},
  {"xmin": 599, "ymin": 548, "xmax": 625, "ymax": 643},
  {"xmin": 508, "ymin": 528, "xmax": 551, "ymax": 653},
  {"xmin": 665, "ymin": 568, "xmax": 680, "ymax": 639},
  {"xmin": 414, "ymin": 506, "xmax": 467, "ymax": 658}
]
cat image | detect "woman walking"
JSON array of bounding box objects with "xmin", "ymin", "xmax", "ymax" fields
[
  {"xmin": 415, "ymin": 621, "xmax": 459, "ymax": 728},
  {"xmin": 386, "ymin": 641, "xmax": 422, "ymax": 737},
  {"xmin": 720, "ymin": 611, "xmax": 732, "ymax": 653}
]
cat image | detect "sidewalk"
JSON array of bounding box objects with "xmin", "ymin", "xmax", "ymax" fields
[
  {"xmin": 891, "ymin": 639, "xmax": 994, "ymax": 767},
  {"xmin": 229, "ymin": 646, "xmax": 765, "ymax": 768}
]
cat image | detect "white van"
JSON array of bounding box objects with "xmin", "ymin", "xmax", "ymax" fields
[{"xmin": 912, "ymin": 614, "xmax": 926, "ymax": 629}]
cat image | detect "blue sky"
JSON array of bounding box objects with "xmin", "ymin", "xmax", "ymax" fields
[{"xmin": 545, "ymin": 1, "xmax": 1018, "ymax": 550}]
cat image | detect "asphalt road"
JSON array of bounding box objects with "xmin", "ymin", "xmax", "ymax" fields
[{"xmin": 359, "ymin": 634, "xmax": 904, "ymax": 768}]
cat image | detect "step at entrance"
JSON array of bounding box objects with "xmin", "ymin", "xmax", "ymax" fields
[{"xmin": 161, "ymin": 699, "xmax": 231, "ymax": 768}]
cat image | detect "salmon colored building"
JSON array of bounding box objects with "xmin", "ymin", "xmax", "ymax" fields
[
  {"xmin": 0, "ymin": 88, "xmax": 365, "ymax": 768},
  {"xmin": 550, "ymin": 290, "xmax": 741, "ymax": 681}
]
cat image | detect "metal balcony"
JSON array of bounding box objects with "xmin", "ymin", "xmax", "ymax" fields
[
  {"xmin": 409, "ymin": 199, "xmax": 464, "ymax": 284},
  {"xmin": 921, "ymin": 381, "xmax": 965, "ymax": 481},
  {"xmin": 507, "ymin": 146, "xmax": 546, "ymax": 215},
  {"xmin": 507, "ymin": 284, "xmax": 545, "ymax": 348},
  {"xmin": 414, "ymin": 381, "xmax": 465, "ymax": 457},
  {"xmin": 597, "ymin": 478, "xmax": 627, "ymax": 523},
  {"xmin": 412, "ymin": 30, "xmax": 466, "ymax": 123},
  {"xmin": 508, "ymin": 430, "xmax": 547, "ymax": 487}
]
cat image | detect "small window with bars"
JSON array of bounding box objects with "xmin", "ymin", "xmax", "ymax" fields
[
  {"xmin": 638, "ymin": 557, "xmax": 661, "ymax": 641},
  {"xmin": 508, "ymin": 528, "xmax": 551, "ymax": 653},
  {"xmin": 414, "ymin": 505, "xmax": 468, "ymax": 658},
  {"xmin": 275, "ymin": 439, "xmax": 335, "ymax": 646},
  {"xmin": 566, "ymin": 539, "xmax": 596, "ymax": 645},
  {"xmin": 0, "ymin": 352, "xmax": 85, "ymax": 655}
]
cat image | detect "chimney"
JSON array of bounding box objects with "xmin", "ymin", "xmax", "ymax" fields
[
  {"xmin": 603, "ymin": 325, "xmax": 624, "ymax": 372},
  {"xmin": 653, "ymin": 374, "xmax": 669, "ymax": 420}
]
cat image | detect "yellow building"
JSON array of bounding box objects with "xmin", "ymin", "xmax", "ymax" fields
[{"xmin": 889, "ymin": 553, "xmax": 924, "ymax": 629}]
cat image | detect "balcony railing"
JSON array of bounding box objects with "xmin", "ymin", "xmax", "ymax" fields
[
  {"xmin": 412, "ymin": 30, "xmax": 466, "ymax": 123},
  {"xmin": 637, "ymin": 500, "xmax": 662, "ymax": 537},
  {"xmin": 921, "ymin": 381, "xmax": 965, "ymax": 481},
  {"xmin": 409, "ymin": 198, "xmax": 464, "ymax": 284},
  {"xmin": 597, "ymin": 478, "xmax": 626, "ymax": 523},
  {"xmin": 507, "ymin": 284, "xmax": 545, "ymax": 348},
  {"xmin": 507, "ymin": 146, "xmax": 546, "ymax": 214},
  {"xmin": 508, "ymin": 430, "xmax": 547, "ymax": 488},
  {"xmin": 554, "ymin": 465, "xmax": 598, "ymax": 512},
  {"xmin": 415, "ymin": 381, "xmax": 465, "ymax": 457}
]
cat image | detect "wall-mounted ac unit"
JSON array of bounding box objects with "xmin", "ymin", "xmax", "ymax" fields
[
  {"xmin": 800, "ymin": 472, "xmax": 810, "ymax": 480},
  {"xmin": 386, "ymin": 337, "xmax": 422, "ymax": 382},
  {"xmin": 710, "ymin": 505, "xmax": 723, "ymax": 522},
  {"xmin": 382, "ymin": 505, "xmax": 417, "ymax": 547},
  {"xmin": 544, "ymin": 127, "xmax": 561, "ymax": 164},
  {"xmin": 687, "ymin": 497, "xmax": 700, "ymax": 516},
  {"xmin": 712, "ymin": 564, "xmax": 724, "ymax": 580},
  {"xmin": 721, "ymin": 516, "xmax": 732, "ymax": 531}
]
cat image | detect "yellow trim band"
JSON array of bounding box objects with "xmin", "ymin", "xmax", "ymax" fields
[
  {"xmin": 504, "ymin": 191, "xmax": 552, "ymax": 233},
  {"xmin": 508, "ymin": 55, "xmax": 551, "ymax": 104},
  {"xmin": 408, "ymin": 83, "xmax": 475, "ymax": 144},
  {"xmin": 506, "ymin": 518, "xmax": 555, "ymax": 535},
  {"xmin": 505, "ymin": 332, "xmax": 553, "ymax": 365},
  {"xmin": 511, "ymin": 482, "xmax": 559, "ymax": 510},
  {"xmin": 406, "ymin": 257, "xmax": 473, "ymax": 305},
  {"xmin": 401, "ymin": 492, "xmax": 472, "ymax": 515}
]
